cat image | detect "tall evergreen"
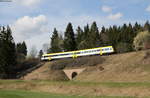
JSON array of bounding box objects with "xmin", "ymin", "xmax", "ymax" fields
[
  {"xmin": 16, "ymin": 41, "xmax": 27, "ymax": 56},
  {"xmin": 77, "ymin": 24, "xmax": 90, "ymax": 49},
  {"xmin": 100, "ymin": 26, "xmax": 110, "ymax": 46},
  {"xmin": 76, "ymin": 26, "xmax": 83, "ymax": 49},
  {"xmin": 50, "ymin": 28, "xmax": 62, "ymax": 53},
  {"xmin": 0, "ymin": 26, "xmax": 17, "ymax": 78},
  {"xmin": 83, "ymin": 24, "xmax": 90, "ymax": 40},
  {"xmin": 144, "ymin": 21, "xmax": 150, "ymax": 31},
  {"xmin": 64, "ymin": 23, "xmax": 76, "ymax": 51},
  {"xmin": 89, "ymin": 22, "xmax": 100, "ymax": 48}
]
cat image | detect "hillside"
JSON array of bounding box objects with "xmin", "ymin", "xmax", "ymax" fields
[
  {"xmin": 0, "ymin": 49, "xmax": 149, "ymax": 97},
  {"xmin": 23, "ymin": 49, "xmax": 150, "ymax": 82},
  {"xmin": 76, "ymin": 50, "xmax": 150, "ymax": 82}
]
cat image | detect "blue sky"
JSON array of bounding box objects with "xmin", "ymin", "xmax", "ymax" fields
[{"xmin": 0, "ymin": 0, "xmax": 150, "ymax": 52}]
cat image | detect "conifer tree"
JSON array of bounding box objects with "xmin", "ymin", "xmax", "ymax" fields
[
  {"xmin": 64, "ymin": 23, "xmax": 76, "ymax": 51},
  {"xmin": 83, "ymin": 24, "xmax": 90, "ymax": 40},
  {"xmin": 100, "ymin": 26, "xmax": 110, "ymax": 46},
  {"xmin": 50, "ymin": 28, "xmax": 62, "ymax": 53},
  {"xmin": 0, "ymin": 26, "xmax": 17, "ymax": 78},
  {"xmin": 77, "ymin": 24, "xmax": 90, "ymax": 49},
  {"xmin": 76, "ymin": 26, "xmax": 83, "ymax": 49},
  {"xmin": 144, "ymin": 21, "xmax": 150, "ymax": 31},
  {"xmin": 16, "ymin": 41, "xmax": 27, "ymax": 56},
  {"xmin": 89, "ymin": 22, "xmax": 100, "ymax": 48}
]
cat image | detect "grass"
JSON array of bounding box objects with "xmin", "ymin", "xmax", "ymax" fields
[
  {"xmin": 0, "ymin": 90, "xmax": 136, "ymax": 98},
  {"xmin": 2, "ymin": 80, "xmax": 150, "ymax": 88},
  {"xmin": 26, "ymin": 80, "xmax": 150, "ymax": 88}
]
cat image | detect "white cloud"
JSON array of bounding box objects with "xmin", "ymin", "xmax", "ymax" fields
[
  {"xmin": 15, "ymin": 0, "xmax": 41, "ymax": 7},
  {"xmin": 146, "ymin": 5, "xmax": 150, "ymax": 12},
  {"xmin": 102, "ymin": 5, "xmax": 112, "ymax": 12},
  {"xmin": 108, "ymin": 13, "xmax": 123, "ymax": 20},
  {"xmin": 11, "ymin": 15, "xmax": 49, "ymax": 42}
]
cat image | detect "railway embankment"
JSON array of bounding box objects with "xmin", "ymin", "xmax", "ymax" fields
[{"xmin": 23, "ymin": 50, "xmax": 150, "ymax": 82}]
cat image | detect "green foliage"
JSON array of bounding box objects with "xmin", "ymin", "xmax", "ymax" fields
[
  {"xmin": 0, "ymin": 26, "xmax": 17, "ymax": 78},
  {"xmin": 16, "ymin": 41, "xmax": 27, "ymax": 56},
  {"xmin": 64, "ymin": 23, "xmax": 76, "ymax": 51},
  {"xmin": 144, "ymin": 21, "xmax": 150, "ymax": 31},
  {"xmin": 88, "ymin": 22, "xmax": 101, "ymax": 48},
  {"xmin": 49, "ymin": 28, "xmax": 62, "ymax": 53},
  {"xmin": 48, "ymin": 21, "xmax": 150, "ymax": 54},
  {"xmin": 116, "ymin": 42, "xmax": 133, "ymax": 53},
  {"xmin": 133, "ymin": 31, "xmax": 150, "ymax": 50},
  {"xmin": 76, "ymin": 22, "xmax": 101, "ymax": 49},
  {"xmin": 76, "ymin": 26, "xmax": 84, "ymax": 49}
]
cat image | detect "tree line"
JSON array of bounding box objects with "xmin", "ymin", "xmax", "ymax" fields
[
  {"xmin": 49, "ymin": 21, "xmax": 150, "ymax": 53},
  {"xmin": 0, "ymin": 26, "xmax": 27, "ymax": 78}
]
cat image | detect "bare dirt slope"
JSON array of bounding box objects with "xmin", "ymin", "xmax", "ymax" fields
[
  {"xmin": 23, "ymin": 62, "xmax": 69, "ymax": 81},
  {"xmin": 24, "ymin": 50, "xmax": 150, "ymax": 82}
]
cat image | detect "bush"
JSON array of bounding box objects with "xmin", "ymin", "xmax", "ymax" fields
[
  {"xmin": 133, "ymin": 31, "xmax": 150, "ymax": 51},
  {"xmin": 116, "ymin": 42, "xmax": 133, "ymax": 53},
  {"xmin": 16, "ymin": 53, "xmax": 26, "ymax": 63},
  {"xmin": 50, "ymin": 55, "xmax": 105, "ymax": 70},
  {"xmin": 15, "ymin": 58, "xmax": 40, "ymax": 74}
]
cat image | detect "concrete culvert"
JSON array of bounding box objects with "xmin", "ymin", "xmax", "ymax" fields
[{"xmin": 72, "ymin": 72, "xmax": 78, "ymax": 79}]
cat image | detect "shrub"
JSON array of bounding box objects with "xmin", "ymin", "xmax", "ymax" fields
[
  {"xmin": 116, "ymin": 42, "xmax": 133, "ymax": 53},
  {"xmin": 133, "ymin": 31, "xmax": 150, "ymax": 51},
  {"xmin": 50, "ymin": 55, "xmax": 105, "ymax": 70}
]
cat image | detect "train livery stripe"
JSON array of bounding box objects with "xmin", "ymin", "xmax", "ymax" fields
[{"xmin": 41, "ymin": 46, "xmax": 114, "ymax": 61}]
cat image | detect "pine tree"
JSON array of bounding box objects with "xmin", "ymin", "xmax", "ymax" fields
[
  {"xmin": 133, "ymin": 22, "xmax": 143, "ymax": 35},
  {"xmin": 0, "ymin": 26, "xmax": 17, "ymax": 78},
  {"xmin": 22, "ymin": 41, "xmax": 27, "ymax": 56},
  {"xmin": 16, "ymin": 41, "xmax": 27, "ymax": 56},
  {"xmin": 76, "ymin": 26, "xmax": 84, "ymax": 49},
  {"xmin": 64, "ymin": 23, "xmax": 76, "ymax": 51},
  {"xmin": 144, "ymin": 21, "xmax": 150, "ymax": 31},
  {"xmin": 88, "ymin": 22, "xmax": 100, "ymax": 48},
  {"xmin": 100, "ymin": 26, "xmax": 108, "ymax": 46},
  {"xmin": 50, "ymin": 28, "xmax": 62, "ymax": 53},
  {"xmin": 83, "ymin": 24, "xmax": 90, "ymax": 40},
  {"xmin": 77, "ymin": 24, "xmax": 90, "ymax": 49},
  {"xmin": 0, "ymin": 26, "xmax": 5, "ymax": 78}
]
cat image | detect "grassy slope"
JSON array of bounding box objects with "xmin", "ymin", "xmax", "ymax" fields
[
  {"xmin": 0, "ymin": 80, "xmax": 149, "ymax": 97},
  {"xmin": 76, "ymin": 50, "xmax": 150, "ymax": 82},
  {"xmin": 24, "ymin": 50, "xmax": 150, "ymax": 82},
  {"xmin": 6, "ymin": 50, "xmax": 150, "ymax": 97},
  {"xmin": 0, "ymin": 80, "xmax": 145, "ymax": 98}
]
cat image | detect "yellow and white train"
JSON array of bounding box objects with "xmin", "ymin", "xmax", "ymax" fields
[{"xmin": 41, "ymin": 46, "xmax": 114, "ymax": 61}]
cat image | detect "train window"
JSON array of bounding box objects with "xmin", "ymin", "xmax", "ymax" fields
[
  {"xmin": 105, "ymin": 48, "xmax": 109, "ymax": 51},
  {"xmin": 76, "ymin": 52, "xmax": 81, "ymax": 54},
  {"xmin": 46, "ymin": 53, "xmax": 73, "ymax": 57}
]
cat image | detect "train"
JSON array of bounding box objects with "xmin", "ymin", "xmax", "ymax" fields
[{"xmin": 41, "ymin": 46, "xmax": 114, "ymax": 61}]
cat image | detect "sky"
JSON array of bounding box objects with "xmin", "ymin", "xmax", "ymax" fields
[{"xmin": 0, "ymin": 0, "xmax": 150, "ymax": 52}]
